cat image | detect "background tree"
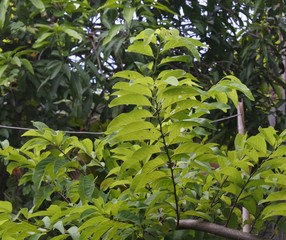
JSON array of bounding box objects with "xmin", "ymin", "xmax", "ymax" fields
[{"xmin": 0, "ymin": 0, "xmax": 285, "ymax": 142}]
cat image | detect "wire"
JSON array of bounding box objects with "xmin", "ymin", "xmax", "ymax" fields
[
  {"xmin": 211, "ymin": 114, "xmax": 240, "ymax": 123},
  {"xmin": 0, "ymin": 124, "xmax": 105, "ymax": 136},
  {"xmin": 0, "ymin": 113, "xmax": 241, "ymax": 136}
]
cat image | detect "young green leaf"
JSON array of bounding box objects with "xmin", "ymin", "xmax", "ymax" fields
[
  {"xmin": 109, "ymin": 94, "xmax": 152, "ymax": 107},
  {"xmin": 30, "ymin": 0, "xmax": 45, "ymax": 11},
  {"xmin": 247, "ymin": 135, "xmax": 267, "ymax": 156},
  {"xmin": 0, "ymin": 201, "xmax": 12, "ymax": 213},
  {"xmin": 0, "ymin": 0, "xmax": 9, "ymax": 29},
  {"xmin": 127, "ymin": 41, "xmax": 154, "ymax": 57}
]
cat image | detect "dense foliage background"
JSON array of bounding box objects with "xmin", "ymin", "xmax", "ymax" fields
[
  {"xmin": 1, "ymin": 0, "xmax": 286, "ymax": 239},
  {"xmin": 1, "ymin": 0, "xmax": 286, "ymax": 142}
]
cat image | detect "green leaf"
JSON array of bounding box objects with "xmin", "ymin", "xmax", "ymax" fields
[
  {"xmin": 173, "ymin": 118, "xmax": 215, "ymax": 130},
  {"xmin": 112, "ymin": 82, "xmax": 152, "ymax": 97},
  {"xmin": 34, "ymin": 185, "xmax": 54, "ymax": 210},
  {"xmin": 0, "ymin": 201, "xmax": 12, "ymax": 213},
  {"xmin": 164, "ymin": 76, "xmax": 179, "ymax": 86},
  {"xmin": 157, "ymin": 69, "xmax": 190, "ymax": 80},
  {"xmin": 160, "ymin": 86, "xmax": 203, "ymax": 108},
  {"xmin": 51, "ymin": 235, "xmax": 68, "ymax": 240},
  {"xmin": 226, "ymin": 89, "xmax": 238, "ymax": 107},
  {"xmin": 33, "ymin": 156, "xmax": 56, "ymax": 190},
  {"xmin": 260, "ymin": 190, "xmax": 286, "ymax": 204},
  {"xmin": 1, "ymin": 221, "xmax": 39, "ymax": 239},
  {"xmin": 131, "ymin": 28, "xmax": 156, "ymax": 45},
  {"xmin": 30, "ymin": 0, "xmax": 45, "ymax": 11},
  {"xmin": 262, "ymin": 203, "xmax": 286, "ymax": 219},
  {"xmin": 220, "ymin": 195, "xmax": 232, "ymax": 206},
  {"xmin": 32, "ymin": 40, "xmax": 50, "ymax": 49},
  {"xmin": 97, "ymin": 0, "xmax": 122, "ymax": 11},
  {"xmin": 67, "ymin": 226, "xmax": 80, "ymax": 240},
  {"xmin": 109, "ymin": 179, "xmax": 131, "ymax": 188},
  {"xmin": 131, "ymin": 145, "xmax": 162, "ymax": 162},
  {"xmin": 186, "ymin": 118, "xmax": 215, "ymax": 129},
  {"xmin": 161, "ymin": 38, "xmax": 182, "ymax": 52},
  {"xmin": 112, "ymin": 70, "xmax": 144, "ymax": 80},
  {"xmin": 80, "ymin": 216, "xmax": 108, "ymax": 231},
  {"xmin": 109, "ymin": 94, "xmax": 152, "ymax": 107},
  {"xmin": 29, "ymin": 233, "xmax": 46, "ymax": 240},
  {"xmin": 32, "ymin": 121, "xmax": 50, "ymax": 131},
  {"xmin": 127, "ymin": 41, "xmax": 154, "ymax": 57},
  {"xmin": 106, "ymin": 109, "xmax": 153, "ymax": 134},
  {"xmin": 111, "ymin": 129, "xmax": 160, "ymax": 143},
  {"xmin": 53, "ymin": 158, "xmax": 69, "ymax": 173},
  {"xmin": 0, "ymin": 65, "xmax": 8, "ymax": 82},
  {"xmin": 153, "ymin": 2, "xmax": 177, "ymax": 15},
  {"xmin": 159, "ymin": 55, "xmax": 191, "ymax": 65},
  {"xmin": 81, "ymin": 138, "xmax": 94, "ymax": 156},
  {"xmin": 33, "ymin": 32, "xmax": 53, "ymax": 47},
  {"xmin": 123, "ymin": 7, "xmax": 135, "ymax": 25},
  {"xmin": 62, "ymin": 28, "xmax": 82, "ymax": 41},
  {"xmin": 21, "ymin": 59, "xmax": 34, "ymax": 74},
  {"xmin": 241, "ymin": 197, "xmax": 257, "ymax": 215},
  {"xmin": 131, "ymin": 171, "xmax": 167, "ymax": 193},
  {"xmin": 103, "ymin": 24, "xmax": 124, "ymax": 46},
  {"xmin": 84, "ymin": 221, "xmax": 114, "ymax": 240},
  {"xmin": 220, "ymin": 76, "xmax": 254, "ymax": 101},
  {"xmin": 234, "ymin": 133, "xmax": 247, "ymax": 149},
  {"xmin": 247, "ymin": 135, "xmax": 267, "ymax": 156},
  {"xmin": 141, "ymin": 158, "xmax": 165, "ymax": 174},
  {"xmin": 0, "ymin": 139, "xmax": 9, "ymax": 149},
  {"xmin": 269, "ymin": 145, "xmax": 286, "ymax": 158},
  {"xmin": 116, "ymin": 210, "xmax": 140, "ymax": 225},
  {"xmin": 208, "ymin": 84, "xmax": 232, "ymax": 94},
  {"xmin": 79, "ymin": 175, "xmax": 95, "ymax": 204},
  {"xmin": 174, "ymin": 142, "xmax": 212, "ymax": 155},
  {"xmin": 220, "ymin": 167, "xmax": 243, "ymax": 185},
  {"xmin": 258, "ymin": 127, "xmax": 277, "ymax": 147},
  {"xmin": 120, "ymin": 145, "xmax": 162, "ymax": 172},
  {"xmin": 53, "ymin": 221, "xmax": 65, "ymax": 234},
  {"xmin": 182, "ymin": 210, "xmax": 212, "ymax": 221},
  {"xmin": 222, "ymin": 183, "xmax": 241, "ymax": 196},
  {"xmin": 161, "ymin": 38, "xmax": 202, "ymax": 60},
  {"xmin": 0, "ymin": 0, "xmax": 9, "ymax": 29},
  {"xmin": 113, "ymin": 121, "xmax": 155, "ymax": 138},
  {"xmin": 266, "ymin": 174, "xmax": 286, "ymax": 186},
  {"xmin": 11, "ymin": 56, "xmax": 21, "ymax": 67}
]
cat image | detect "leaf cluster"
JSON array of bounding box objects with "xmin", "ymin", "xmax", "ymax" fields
[{"xmin": 0, "ymin": 28, "xmax": 285, "ymax": 240}]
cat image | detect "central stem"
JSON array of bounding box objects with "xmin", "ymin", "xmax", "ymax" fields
[{"xmin": 155, "ymin": 101, "xmax": 180, "ymax": 226}]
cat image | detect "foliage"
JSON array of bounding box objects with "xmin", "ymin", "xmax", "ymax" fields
[
  {"xmin": 0, "ymin": 0, "xmax": 179, "ymax": 141},
  {"xmin": 1, "ymin": 0, "xmax": 286, "ymax": 144},
  {"xmin": 0, "ymin": 28, "xmax": 286, "ymax": 240},
  {"xmin": 156, "ymin": 0, "xmax": 286, "ymax": 141},
  {"xmin": 1, "ymin": 0, "xmax": 286, "ymax": 239}
]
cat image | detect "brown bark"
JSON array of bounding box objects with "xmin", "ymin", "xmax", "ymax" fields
[{"xmin": 178, "ymin": 219, "xmax": 268, "ymax": 240}]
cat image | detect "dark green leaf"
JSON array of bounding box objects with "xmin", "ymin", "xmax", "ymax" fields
[{"xmin": 79, "ymin": 175, "xmax": 95, "ymax": 204}]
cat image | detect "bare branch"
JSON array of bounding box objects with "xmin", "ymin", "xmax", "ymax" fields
[{"xmin": 178, "ymin": 219, "xmax": 268, "ymax": 240}]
